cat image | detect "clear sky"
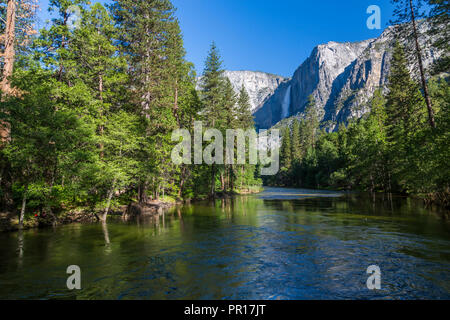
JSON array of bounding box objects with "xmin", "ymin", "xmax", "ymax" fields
[{"xmin": 37, "ymin": 0, "xmax": 395, "ymax": 77}]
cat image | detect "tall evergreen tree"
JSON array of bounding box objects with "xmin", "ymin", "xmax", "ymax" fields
[
  {"xmin": 111, "ymin": 0, "xmax": 186, "ymax": 202},
  {"xmin": 391, "ymin": 0, "xmax": 436, "ymax": 128},
  {"xmin": 236, "ymin": 85, "xmax": 254, "ymax": 129},
  {"xmin": 69, "ymin": 3, "xmax": 131, "ymax": 220},
  {"xmin": 280, "ymin": 126, "xmax": 292, "ymax": 170},
  {"xmin": 201, "ymin": 42, "xmax": 226, "ymax": 128},
  {"xmin": 1, "ymin": 0, "xmax": 39, "ymax": 143},
  {"xmin": 200, "ymin": 42, "xmax": 226, "ymax": 197},
  {"xmin": 234, "ymin": 85, "xmax": 257, "ymax": 192},
  {"xmin": 385, "ymin": 42, "xmax": 427, "ymax": 190},
  {"xmin": 304, "ymin": 95, "xmax": 319, "ymax": 150},
  {"xmin": 426, "ymin": 0, "xmax": 450, "ymax": 74},
  {"xmin": 291, "ymin": 119, "xmax": 302, "ymax": 162}
]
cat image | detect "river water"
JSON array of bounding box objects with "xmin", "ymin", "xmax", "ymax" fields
[{"xmin": 0, "ymin": 187, "xmax": 449, "ymax": 300}]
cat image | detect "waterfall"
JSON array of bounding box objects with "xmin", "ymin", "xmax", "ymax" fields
[{"xmin": 281, "ymin": 85, "xmax": 291, "ymax": 119}]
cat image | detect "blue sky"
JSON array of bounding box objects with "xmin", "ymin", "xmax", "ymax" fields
[{"xmin": 37, "ymin": 0, "xmax": 395, "ymax": 77}]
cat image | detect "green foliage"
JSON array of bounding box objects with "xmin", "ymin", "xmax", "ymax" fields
[
  {"xmin": 266, "ymin": 44, "xmax": 449, "ymax": 205},
  {"xmin": 3, "ymin": 0, "xmax": 447, "ymax": 224},
  {"xmin": 0, "ymin": 0, "xmax": 262, "ymax": 223},
  {"xmin": 0, "ymin": 0, "xmax": 263, "ymax": 221},
  {"xmin": 426, "ymin": 0, "xmax": 450, "ymax": 74},
  {"xmin": 198, "ymin": 43, "xmax": 262, "ymax": 196}
]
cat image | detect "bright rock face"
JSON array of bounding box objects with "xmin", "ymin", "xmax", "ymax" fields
[
  {"xmin": 223, "ymin": 70, "xmax": 287, "ymax": 112},
  {"xmin": 250, "ymin": 23, "xmax": 442, "ymax": 130}
]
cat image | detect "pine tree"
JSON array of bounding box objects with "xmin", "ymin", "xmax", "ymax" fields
[
  {"xmin": 69, "ymin": 3, "xmax": 131, "ymax": 220},
  {"xmin": 236, "ymin": 85, "xmax": 254, "ymax": 129},
  {"xmin": 200, "ymin": 42, "xmax": 227, "ymax": 197},
  {"xmin": 111, "ymin": 0, "xmax": 186, "ymax": 202},
  {"xmin": 220, "ymin": 78, "xmax": 236, "ymax": 192},
  {"xmin": 1, "ymin": 0, "xmax": 39, "ymax": 142},
  {"xmin": 426, "ymin": 0, "xmax": 450, "ymax": 74},
  {"xmin": 385, "ymin": 43, "xmax": 426, "ymax": 137},
  {"xmin": 291, "ymin": 119, "xmax": 301, "ymax": 163},
  {"xmin": 201, "ymin": 42, "xmax": 226, "ymax": 128},
  {"xmin": 235, "ymin": 85, "xmax": 256, "ymax": 192},
  {"xmin": 385, "ymin": 42, "xmax": 427, "ymax": 191},
  {"xmin": 280, "ymin": 126, "xmax": 292, "ymax": 170},
  {"xmin": 172, "ymin": 64, "xmax": 201, "ymax": 198},
  {"xmin": 304, "ymin": 95, "xmax": 319, "ymax": 150},
  {"xmin": 36, "ymin": 0, "xmax": 89, "ymax": 82},
  {"xmin": 391, "ymin": 0, "xmax": 436, "ymax": 128}
]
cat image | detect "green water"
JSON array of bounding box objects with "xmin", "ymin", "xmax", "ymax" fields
[{"xmin": 0, "ymin": 187, "xmax": 449, "ymax": 299}]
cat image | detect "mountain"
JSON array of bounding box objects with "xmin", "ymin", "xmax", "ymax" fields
[
  {"xmin": 251, "ymin": 23, "xmax": 443, "ymax": 130},
  {"xmin": 197, "ymin": 71, "xmax": 287, "ymax": 112},
  {"xmin": 223, "ymin": 71, "xmax": 288, "ymax": 112}
]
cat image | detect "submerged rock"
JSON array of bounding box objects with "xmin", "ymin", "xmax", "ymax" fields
[{"xmin": 122, "ymin": 201, "xmax": 174, "ymax": 221}]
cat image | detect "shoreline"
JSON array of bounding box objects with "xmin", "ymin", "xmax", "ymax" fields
[
  {"xmin": 0, "ymin": 201, "xmax": 178, "ymax": 233},
  {"xmin": 0, "ymin": 188, "xmax": 264, "ymax": 233},
  {"xmin": 264, "ymin": 185, "xmax": 450, "ymax": 211}
]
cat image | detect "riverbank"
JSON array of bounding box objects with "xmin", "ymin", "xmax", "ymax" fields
[
  {"xmin": 0, "ymin": 187, "xmax": 264, "ymax": 233},
  {"xmin": 0, "ymin": 200, "xmax": 177, "ymax": 233},
  {"xmin": 265, "ymin": 183, "xmax": 450, "ymax": 211}
]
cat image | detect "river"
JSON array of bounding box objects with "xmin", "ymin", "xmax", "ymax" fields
[{"xmin": 0, "ymin": 187, "xmax": 449, "ymax": 299}]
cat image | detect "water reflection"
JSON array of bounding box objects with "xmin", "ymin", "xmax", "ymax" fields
[
  {"xmin": 17, "ymin": 229, "xmax": 24, "ymax": 268},
  {"xmin": 0, "ymin": 187, "xmax": 448, "ymax": 300}
]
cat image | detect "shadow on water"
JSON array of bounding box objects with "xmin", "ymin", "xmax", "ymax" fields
[{"xmin": 0, "ymin": 187, "xmax": 449, "ymax": 300}]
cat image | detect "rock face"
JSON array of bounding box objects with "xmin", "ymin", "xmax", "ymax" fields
[
  {"xmin": 223, "ymin": 71, "xmax": 287, "ymax": 112},
  {"xmin": 252, "ymin": 23, "xmax": 443, "ymax": 130},
  {"xmin": 197, "ymin": 71, "xmax": 287, "ymax": 112}
]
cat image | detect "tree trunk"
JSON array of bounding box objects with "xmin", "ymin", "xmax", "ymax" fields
[
  {"xmin": 0, "ymin": 0, "xmax": 17, "ymax": 143},
  {"xmin": 0, "ymin": 163, "xmax": 4, "ymax": 187},
  {"xmin": 370, "ymin": 174, "xmax": 375, "ymax": 193},
  {"xmin": 19, "ymin": 184, "xmax": 27, "ymax": 229},
  {"xmin": 102, "ymin": 178, "xmax": 117, "ymax": 222},
  {"xmin": 173, "ymin": 81, "xmax": 180, "ymax": 126},
  {"xmin": 102, "ymin": 220, "xmax": 110, "ymax": 245},
  {"xmin": 409, "ymin": 0, "xmax": 436, "ymax": 128},
  {"xmin": 156, "ymin": 183, "xmax": 160, "ymax": 201},
  {"xmin": 99, "ymin": 74, "xmax": 105, "ymax": 158},
  {"xmin": 229, "ymin": 165, "xmax": 234, "ymax": 192},
  {"xmin": 178, "ymin": 166, "xmax": 186, "ymax": 198},
  {"xmin": 210, "ymin": 164, "xmax": 216, "ymax": 198},
  {"xmin": 240, "ymin": 166, "xmax": 244, "ymax": 191},
  {"xmin": 220, "ymin": 172, "xmax": 225, "ymax": 192},
  {"xmin": 138, "ymin": 181, "xmax": 148, "ymax": 204}
]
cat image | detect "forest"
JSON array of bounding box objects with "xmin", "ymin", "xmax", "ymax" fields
[
  {"xmin": 265, "ymin": 1, "xmax": 449, "ymax": 208},
  {"xmin": 0, "ymin": 0, "xmax": 262, "ymax": 228},
  {"xmin": 0, "ymin": 0, "xmax": 448, "ymax": 230}
]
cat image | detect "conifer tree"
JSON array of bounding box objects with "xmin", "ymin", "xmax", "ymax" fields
[
  {"xmin": 200, "ymin": 42, "xmax": 226, "ymax": 197},
  {"xmin": 111, "ymin": 0, "xmax": 186, "ymax": 202},
  {"xmin": 70, "ymin": 3, "xmax": 131, "ymax": 220},
  {"xmin": 235, "ymin": 85, "xmax": 256, "ymax": 191},
  {"xmin": 304, "ymin": 95, "xmax": 319, "ymax": 150},
  {"xmin": 291, "ymin": 119, "xmax": 302, "ymax": 162},
  {"xmin": 201, "ymin": 42, "xmax": 226, "ymax": 128},
  {"xmin": 280, "ymin": 126, "xmax": 292, "ymax": 170},
  {"xmin": 426, "ymin": 0, "xmax": 450, "ymax": 74},
  {"xmin": 0, "ymin": 0, "xmax": 39, "ymax": 142},
  {"xmin": 391, "ymin": 0, "xmax": 436, "ymax": 128},
  {"xmin": 236, "ymin": 85, "xmax": 254, "ymax": 129},
  {"xmin": 221, "ymin": 77, "xmax": 236, "ymax": 192},
  {"xmin": 385, "ymin": 42, "xmax": 426, "ymax": 190}
]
